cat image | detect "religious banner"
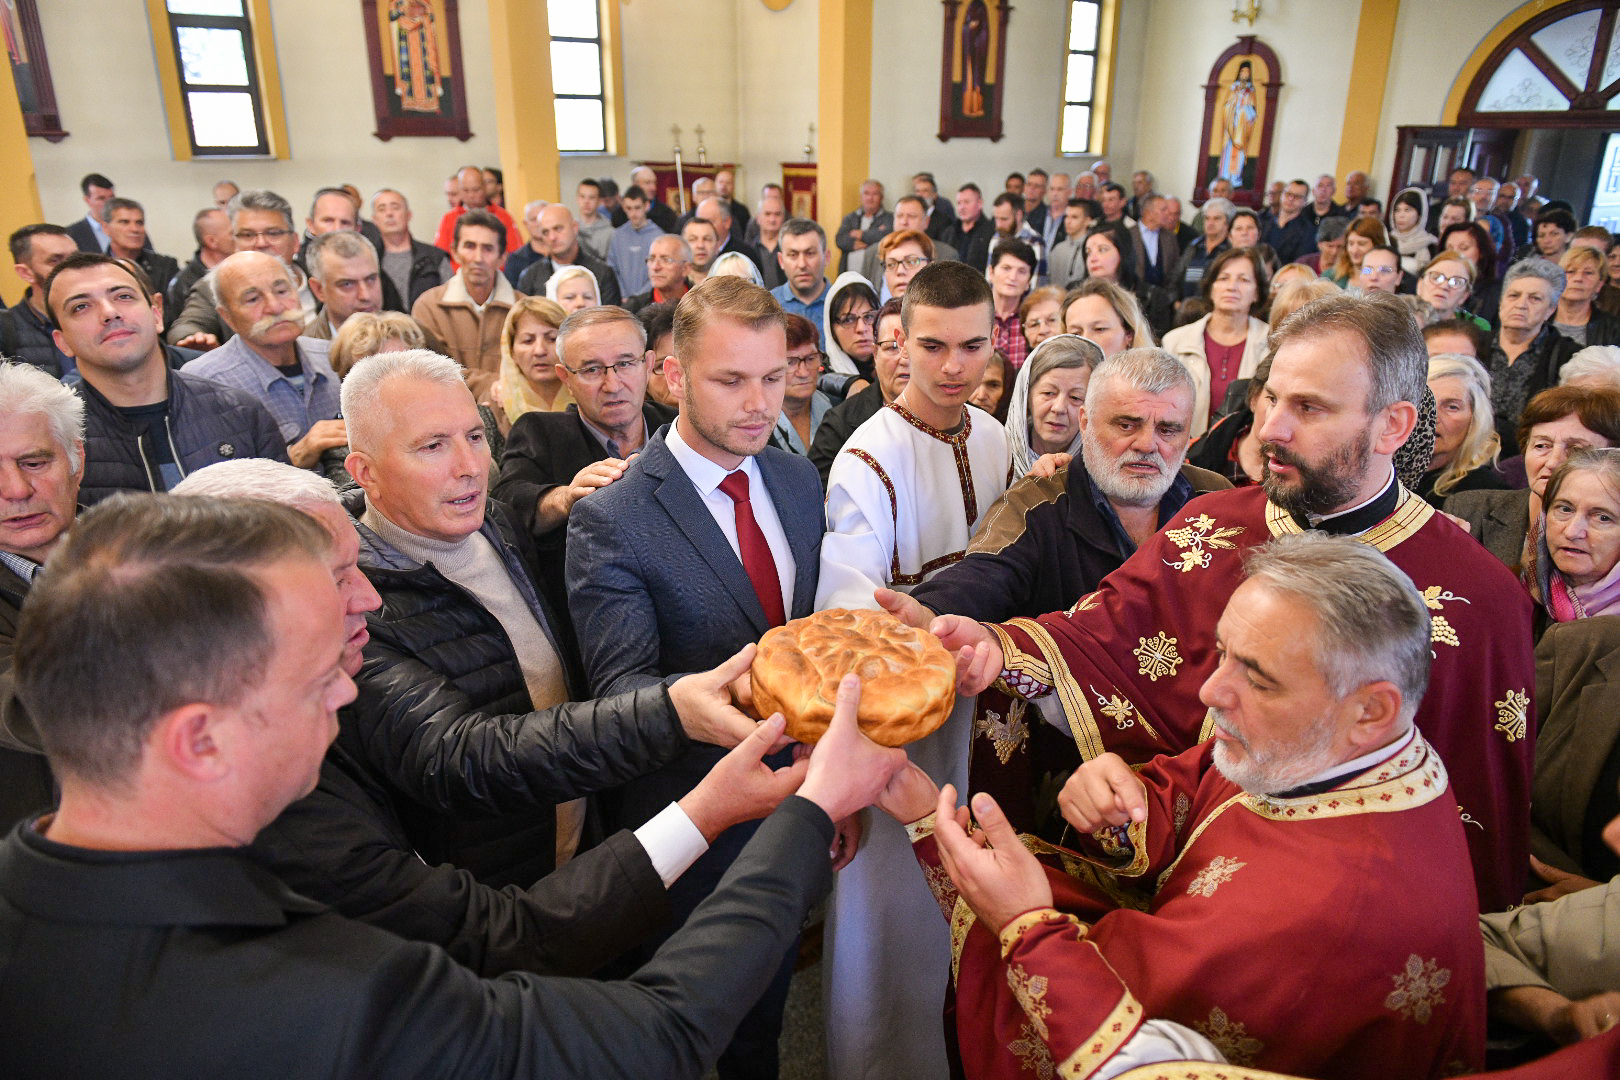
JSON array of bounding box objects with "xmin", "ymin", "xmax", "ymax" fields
[
  {"xmin": 3, "ymin": 0, "xmax": 66, "ymax": 140},
  {"xmin": 938, "ymin": 0, "xmax": 1012, "ymax": 142},
  {"xmin": 1192, "ymin": 36, "xmax": 1282, "ymax": 209},
  {"xmin": 360, "ymin": 0, "xmax": 472, "ymax": 141},
  {"xmin": 782, "ymin": 162, "xmax": 817, "ymax": 220}
]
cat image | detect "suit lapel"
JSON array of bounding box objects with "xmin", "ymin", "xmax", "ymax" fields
[
  {"xmin": 757, "ymin": 450, "xmax": 822, "ymax": 618},
  {"xmin": 644, "ymin": 437, "xmax": 769, "ymax": 634}
]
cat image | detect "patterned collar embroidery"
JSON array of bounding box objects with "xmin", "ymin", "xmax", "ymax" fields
[{"xmin": 887, "ymin": 398, "xmax": 972, "ymax": 447}]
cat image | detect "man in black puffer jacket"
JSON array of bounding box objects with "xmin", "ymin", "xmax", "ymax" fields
[
  {"xmin": 44, "ymin": 253, "xmax": 288, "ymax": 504},
  {"xmin": 334, "ymin": 348, "xmax": 769, "ymax": 896}
]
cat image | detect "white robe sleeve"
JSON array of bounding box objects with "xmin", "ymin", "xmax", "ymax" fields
[
  {"xmin": 1093, "ymin": 1021, "xmax": 1226, "ymax": 1079},
  {"xmin": 816, "ymin": 449, "xmax": 898, "ymax": 611}
]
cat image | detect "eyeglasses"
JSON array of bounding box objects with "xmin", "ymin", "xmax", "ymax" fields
[
  {"xmin": 1359, "ymin": 264, "xmax": 1398, "ymax": 277},
  {"xmin": 560, "ymin": 357, "xmax": 644, "ymax": 384},
  {"xmin": 646, "ymin": 254, "xmax": 683, "ymax": 266},
  {"xmin": 876, "ymin": 340, "xmax": 904, "ymax": 355},
  {"xmin": 787, "ymin": 351, "xmax": 827, "ymax": 372},
  {"xmin": 883, "ymin": 255, "xmax": 931, "ymax": 273},
  {"xmin": 1424, "ymin": 270, "xmax": 1470, "ymax": 290},
  {"xmin": 233, "ymin": 228, "xmax": 293, "ymax": 243},
  {"xmin": 832, "ymin": 310, "xmax": 879, "ymax": 329},
  {"xmin": 1023, "ymin": 315, "xmax": 1061, "ymax": 331}
]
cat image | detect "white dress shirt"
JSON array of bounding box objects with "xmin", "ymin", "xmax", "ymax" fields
[{"xmin": 666, "ymin": 422, "xmax": 797, "ymax": 620}]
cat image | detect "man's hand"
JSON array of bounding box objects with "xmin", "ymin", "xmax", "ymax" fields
[
  {"xmin": 1028, "ymin": 452, "xmax": 1072, "ymax": 479},
  {"xmin": 874, "ymin": 759, "xmax": 940, "ymax": 824},
  {"xmin": 668, "ymin": 644, "xmax": 764, "ymax": 748},
  {"xmin": 678, "ymin": 715, "xmax": 810, "ymax": 842},
  {"xmin": 1524, "ymin": 855, "xmax": 1603, "ymax": 905},
  {"xmin": 172, "ymin": 331, "xmax": 219, "ymax": 350},
  {"xmin": 288, "ymin": 419, "xmax": 350, "ymax": 468},
  {"xmin": 535, "ymin": 456, "xmax": 631, "ymax": 532},
  {"xmin": 929, "ymin": 614, "xmax": 1002, "ymax": 695},
  {"xmin": 798, "ymin": 675, "xmax": 907, "ymax": 822},
  {"xmin": 1057, "ymin": 752, "xmax": 1147, "ymax": 832},
  {"xmin": 933, "ymin": 785, "xmax": 1052, "ymax": 936},
  {"xmin": 875, "ymin": 587, "xmax": 932, "ymax": 630},
  {"xmin": 1561, "ymin": 991, "xmax": 1620, "ymax": 1043},
  {"xmin": 830, "ymin": 814, "xmax": 863, "ymax": 871}
]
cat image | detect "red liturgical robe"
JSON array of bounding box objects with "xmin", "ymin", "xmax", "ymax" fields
[
  {"xmin": 977, "ymin": 484, "xmax": 1536, "ymax": 913},
  {"xmin": 915, "ymin": 735, "xmax": 1486, "ymax": 1080}
]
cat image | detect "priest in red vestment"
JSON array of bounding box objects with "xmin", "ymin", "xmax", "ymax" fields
[
  {"xmin": 882, "ymin": 533, "xmax": 1486, "ymax": 1080},
  {"xmin": 937, "ymin": 292, "xmax": 1536, "ymax": 913}
]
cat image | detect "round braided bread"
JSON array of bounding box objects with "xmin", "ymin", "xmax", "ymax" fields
[{"xmin": 751, "ymin": 608, "xmax": 956, "ymax": 746}]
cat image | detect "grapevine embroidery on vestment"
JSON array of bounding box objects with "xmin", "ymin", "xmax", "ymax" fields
[
  {"xmin": 1385, "ymin": 954, "xmax": 1452, "ymax": 1023},
  {"xmin": 1163, "ymin": 513, "xmax": 1245, "ymax": 573}
]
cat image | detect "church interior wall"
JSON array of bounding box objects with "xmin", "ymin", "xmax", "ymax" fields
[{"xmin": 21, "ymin": 0, "xmax": 1561, "ymax": 264}]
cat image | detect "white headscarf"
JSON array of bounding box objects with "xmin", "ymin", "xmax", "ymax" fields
[
  {"xmin": 1005, "ymin": 333, "xmax": 1105, "ymax": 478},
  {"xmin": 822, "ymin": 270, "xmax": 879, "ymax": 375},
  {"xmin": 546, "ymin": 264, "xmax": 601, "ymax": 306}
]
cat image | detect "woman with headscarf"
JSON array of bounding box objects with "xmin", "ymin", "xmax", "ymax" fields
[
  {"xmin": 821, "ymin": 271, "xmax": 880, "ymax": 385},
  {"xmin": 1388, "ymin": 187, "xmax": 1438, "ymax": 277},
  {"xmin": 1003, "ymin": 335, "xmax": 1105, "ymax": 478},
  {"xmin": 485, "ymin": 296, "xmax": 572, "ymax": 455},
  {"xmin": 546, "ymin": 265, "xmax": 599, "ymax": 312}
]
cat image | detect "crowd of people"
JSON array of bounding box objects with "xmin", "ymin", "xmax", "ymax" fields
[{"xmin": 3, "ymin": 153, "xmax": 1620, "ymax": 1079}]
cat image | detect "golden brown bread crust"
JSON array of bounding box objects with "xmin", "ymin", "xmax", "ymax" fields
[{"xmin": 751, "ymin": 608, "xmax": 956, "ymax": 746}]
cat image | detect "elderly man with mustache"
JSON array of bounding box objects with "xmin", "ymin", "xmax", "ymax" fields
[{"xmin": 184, "ymin": 249, "xmax": 347, "ymax": 468}]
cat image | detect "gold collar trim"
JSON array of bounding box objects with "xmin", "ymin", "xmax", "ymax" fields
[{"xmin": 1263, "ymin": 483, "xmax": 1433, "ymax": 552}]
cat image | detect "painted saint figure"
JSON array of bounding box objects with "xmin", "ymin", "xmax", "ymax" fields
[
  {"xmin": 390, "ymin": 0, "xmax": 442, "ymax": 114},
  {"xmin": 1217, "ymin": 60, "xmax": 1257, "ymax": 186},
  {"xmin": 961, "ymin": 0, "xmax": 990, "ymax": 119}
]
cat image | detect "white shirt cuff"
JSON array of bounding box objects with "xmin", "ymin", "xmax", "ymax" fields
[
  {"xmin": 632, "ymin": 802, "xmax": 710, "ymax": 888},
  {"xmin": 1093, "ymin": 1020, "xmax": 1226, "ymax": 1080}
]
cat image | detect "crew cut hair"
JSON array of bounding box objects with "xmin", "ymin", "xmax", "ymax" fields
[
  {"xmin": 227, "ymin": 188, "xmax": 295, "ymax": 230},
  {"xmin": 0, "ymin": 361, "xmax": 86, "ymax": 472},
  {"xmin": 15, "ymin": 494, "xmax": 330, "ymax": 788},
  {"xmin": 305, "ymin": 229, "xmax": 377, "ymax": 281},
  {"xmin": 171, "ymin": 458, "xmax": 342, "ymax": 510},
  {"xmin": 1242, "ymin": 532, "xmax": 1432, "ymax": 724},
  {"xmin": 340, "ymin": 349, "xmax": 469, "ymax": 455},
  {"xmin": 1268, "ymin": 291, "xmax": 1426, "ymax": 414},
  {"xmin": 557, "ymin": 304, "xmax": 648, "ymax": 367},
  {"xmin": 672, "ymin": 276, "xmax": 786, "ymax": 362},
  {"xmin": 900, "ymin": 259, "xmax": 993, "ymax": 332},
  {"xmin": 780, "ymin": 217, "xmax": 826, "ymax": 247},
  {"xmin": 1084, "ymin": 346, "xmax": 1194, "ymax": 412}
]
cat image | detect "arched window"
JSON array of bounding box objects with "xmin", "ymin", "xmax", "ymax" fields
[{"xmin": 1460, "ymin": 1, "xmax": 1620, "ymax": 128}]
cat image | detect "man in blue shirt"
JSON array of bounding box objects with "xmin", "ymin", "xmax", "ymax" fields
[
  {"xmin": 769, "ymin": 219, "xmax": 830, "ymax": 341},
  {"xmin": 610, "ymin": 185, "xmax": 665, "ymax": 298}
]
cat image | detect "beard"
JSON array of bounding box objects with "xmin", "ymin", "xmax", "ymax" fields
[
  {"xmin": 682, "ymin": 388, "xmax": 775, "ymax": 459},
  {"xmin": 1209, "ymin": 706, "xmax": 1341, "ymax": 794},
  {"xmin": 1259, "ymin": 426, "xmax": 1373, "ymax": 518},
  {"xmin": 1079, "ymin": 429, "xmax": 1178, "ymax": 509}
]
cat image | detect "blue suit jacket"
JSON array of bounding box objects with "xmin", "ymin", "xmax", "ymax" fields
[
  {"xmin": 566, "ymin": 427, "xmax": 823, "ymax": 830},
  {"xmin": 566, "ymin": 427, "xmax": 823, "ymax": 699}
]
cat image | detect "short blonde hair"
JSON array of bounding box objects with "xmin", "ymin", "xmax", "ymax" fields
[
  {"xmin": 329, "ymin": 311, "xmax": 425, "ymax": 377},
  {"xmin": 672, "ymin": 275, "xmax": 786, "ymax": 362},
  {"xmin": 1561, "ymin": 243, "xmax": 1605, "ymax": 278},
  {"xmin": 1268, "ymin": 278, "xmax": 1338, "ymax": 327}
]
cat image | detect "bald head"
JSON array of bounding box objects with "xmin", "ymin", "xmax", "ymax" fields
[
  {"xmin": 536, "ymin": 203, "xmax": 581, "ymax": 260},
  {"xmin": 697, "ymin": 196, "xmax": 731, "ymax": 238},
  {"xmin": 455, "ymin": 166, "xmax": 488, "ymax": 209},
  {"xmin": 213, "ymin": 250, "xmax": 305, "ymax": 346}
]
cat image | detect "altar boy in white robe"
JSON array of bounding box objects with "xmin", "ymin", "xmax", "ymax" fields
[{"xmin": 817, "ymin": 259, "xmax": 1011, "ymax": 1080}]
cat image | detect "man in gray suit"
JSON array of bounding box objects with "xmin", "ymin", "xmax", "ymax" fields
[{"xmin": 566, "ymin": 275, "xmax": 832, "ymax": 1080}]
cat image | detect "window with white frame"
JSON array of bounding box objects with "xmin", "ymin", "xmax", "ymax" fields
[
  {"xmin": 548, "ymin": 0, "xmax": 607, "ymax": 154},
  {"xmin": 1060, "ymin": 0, "xmax": 1102, "ymax": 155},
  {"xmin": 159, "ymin": 0, "xmax": 269, "ymax": 155}
]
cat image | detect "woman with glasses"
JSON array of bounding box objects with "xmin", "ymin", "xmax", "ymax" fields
[
  {"xmin": 771, "ymin": 314, "xmax": 835, "ymax": 456},
  {"xmin": 1018, "ymin": 285, "xmax": 1065, "ymax": 353},
  {"xmin": 1554, "ymin": 245, "xmax": 1620, "ymax": 347},
  {"xmin": 1328, "ymin": 216, "xmax": 1388, "ymax": 290},
  {"xmin": 1442, "ymin": 221, "xmax": 1502, "ymax": 330},
  {"xmin": 1416, "ymin": 251, "xmax": 1485, "ymax": 328},
  {"xmin": 876, "ymin": 229, "xmax": 933, "ymax": 300},
  {"xmin": 821, "ymin": 272, "xmax": 880, "ymax": 383},
  {"xmin": 1161, "ymin": 246, "xmax": 1270, "ymax": 437},
  {"xmin": 1355, "ymin": 245, "xmax": 1404, "ymax": 295}
]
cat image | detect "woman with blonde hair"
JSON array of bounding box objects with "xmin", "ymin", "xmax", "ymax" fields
[
  {"xmin": 1268, "ymin": 277, "xmax": 1337, "ymax": 326},
  {"xmin": 1419, "ymin": 353, "xmax": 1505, "ymax": 506},
  {"xmin": 329, "ymin": 311, "xmax": 425, "ymax": 377},
  {"xmin": 709, "ymin": 250, "xmax": 763, "ymax": 286},
  {"xmin": 1554, "ymin": 244, "xmax": 1620, "ymax": 347},
  {"xmin": 486, "ymin": 296, "xmax": 572, "ymax": 449},
  {"xmin": 546, "ymin": 264, "xmax": 600, "ymax": 312},
  {"xmin": 1059, "ymin": 278, "xmax": 1154, "ymax": 358}
]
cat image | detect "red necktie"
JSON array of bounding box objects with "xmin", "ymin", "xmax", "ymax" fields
[{"xmin": 719, "ymin": 470, "xmax": 786, "ymax": 628}]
